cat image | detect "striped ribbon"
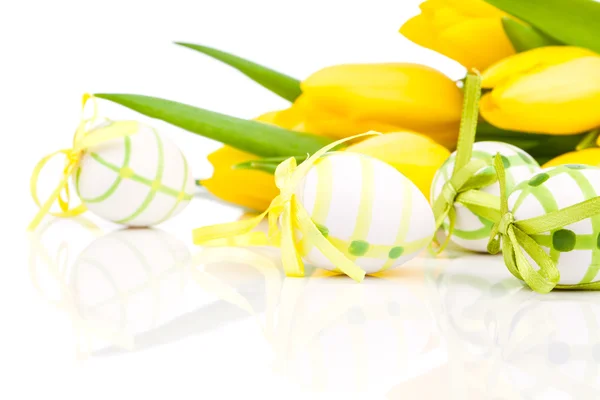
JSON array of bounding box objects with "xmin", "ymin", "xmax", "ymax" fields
[
  {"xmin": 28, "ymin": 94, "xmax": 140, "ymax": 231},
  {"xmin": 430, "ymin": 72, "xmax": 501, "ymax": 253}
]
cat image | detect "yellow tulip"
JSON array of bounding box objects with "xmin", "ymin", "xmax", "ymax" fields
[
  {"xmin": 268, "ymin": 63, "xmax": 463, "ymax": 149},
  {"xmin": 481, "ymin": 46, "xmax": 600, "ymax": 134},
  {"xmin": 543, "ymin": 148, "xmax": 600, "ymax": 168},
  {"xmin": 346, "ymin": 132, "xmax": 451, "ymax": 200},
  {"xmin": 201, "ymin": 146, "xmax": 279, "ymax": 211},
  {"xmin": 400, "ymin": 0, "xmax": 515, "ymax": 71}
]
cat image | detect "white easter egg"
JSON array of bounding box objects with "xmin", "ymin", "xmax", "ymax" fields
[
  {"xmin": 295, "ymin": 152, "xmax": 435, "ymax": 274},
  {"xmin": 75, "ymin": 122, "xmax": 195, "ymax": 227},
  {"xmin": 431, "ymin": 141, "xmax": 540, "ymax": 252},
  {"xmin": 508, "ymin": 164, "xmax": 600, "ymax": 285}
]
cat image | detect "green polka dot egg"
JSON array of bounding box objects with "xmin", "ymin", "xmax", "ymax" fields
[
  {"xmin": 509, "ymin": 164, "xmax": 600, "ymax": 285},
  {"xmin": 295, "ymin": 152, "xmax": 435, "ymax": 274},
  {"xmin": 431, "ymin": 141, "xmax": 540, "ymax": 252},
  {"xmin": 75, "ymin": 122, "xmax": 195, "ymax": 227}
]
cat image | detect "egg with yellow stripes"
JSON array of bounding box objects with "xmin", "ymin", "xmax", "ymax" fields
[
  {"xmin": 430, "ymin": 141, "xmax": 540, "ymax": 252},
  {"xmin": 295, "ymin": 152, "xmax": 435, "ymax": 274},
  {"xmin": 75, "ymin": 122, "xmax": 195, "ymax": 227},
  {"xmin": 508, "ymin": 164, "xmax": 600, "ymax": 285}
]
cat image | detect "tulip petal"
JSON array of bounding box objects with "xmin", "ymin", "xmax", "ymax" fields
[
  {"xmin": 400, "ymin": 0, "xmax": 513, "ymax": 70},
  {"xmin": 202, "ymin": 146, "xmax": 279, "ymax": 211},
  {"xmin": 481, "ymin": 46, "xmax": 596, "ymax": 88},
  {"xmin": 301, "ymin": 63, "xmax": 463, "ymax": 131},
  {"xmin": 543, "ymin": 148, "xmax": 600, "ymax": 168},
  {"xmin": 436, "ymin": 18, "xmax": 515, "ymax": 71},
  {"xmin": 346, "ymin": 132, "xmax": 451, "ymax": 199},
  {"xmin": 481, "ymin": 56, "xmax": 600, "ymax": 134}
]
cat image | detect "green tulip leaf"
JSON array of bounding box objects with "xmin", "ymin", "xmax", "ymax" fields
[
  {"xmin": 485, "ymin": 0, "xmax": 600, "ymax": 53},
  {"xmin": 175, "ymin": 42, "xmax": 302, "ymax": 102},
  {"xmin": 95, "ymin": 93, "xmax": 332, "ymax": 157},
  {"xmin": 501, "ymin": 17, "xmax": 562, "ymax": 53}
]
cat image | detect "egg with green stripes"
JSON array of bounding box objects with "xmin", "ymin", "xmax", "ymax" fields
[
  {"xmin": 431, "ymin": 141, "xmax": 540, "ymax": 252},
  {"xmin": 75, "ymin": 122, "xmax": 195, "ymax": 227},
  {"xmin": 509, "ymin": 164, "xmax": 600, "ymax": 285},
  {"xmin": 294, "ymin": 152, "xmax": 435, "ymax": 274}
]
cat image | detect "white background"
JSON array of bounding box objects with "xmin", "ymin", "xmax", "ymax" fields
[{"xmin": 6, "ymin": 1, "xmax": 595, "ymax": 399}]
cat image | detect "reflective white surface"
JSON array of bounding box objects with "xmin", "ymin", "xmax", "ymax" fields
[
  {"xmin": 15, "ymin": 203, "xmax": 600, "ymax": 399},
  {"xmin": 4, "ymin": 0, "xmax": 599, "ymax": 397}
]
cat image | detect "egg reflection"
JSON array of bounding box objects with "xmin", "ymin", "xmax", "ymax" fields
[
  {"xmin": 71, "ymin": 229, "xmax": 191, "ymax": 346},
  {"xmin": 410, "ymin": 253, "xmax": 600, "ymax": 399}
]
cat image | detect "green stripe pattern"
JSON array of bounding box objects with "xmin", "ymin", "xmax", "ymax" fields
[
  {"xmin": 75, "ymin": 125, "xmax": 194, "ymax": 226},
  {"xmin": 509, "ymin": 164, "xmax": 600, "ymax": 285},
  {"xmin": 297, "ymin": 153, "xmax": 433, "ymax": 274},
  {"xmin": 431, "ymin": 141, "xmax": 540, "ymax": 252}
]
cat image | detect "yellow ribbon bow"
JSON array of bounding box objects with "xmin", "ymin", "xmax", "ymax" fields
[
  {"xmin": 28, "ymin": 94, "xmax": 140, "ymax": 231},
  {"xmin": 488, "ymin": 154, "xmax": 600, "ymax": 293},
  {"xmin": 192, "ymin": 132, "xmax": 380, "ymax": 282}
]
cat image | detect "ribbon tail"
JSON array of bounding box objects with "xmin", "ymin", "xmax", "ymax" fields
[
  {"xmin": 511, "ymin": 228, "xmax": 559, "ymax": 294},
  {"xmin": 501, "ymin": 231, "xmax": 522, "ymax": 281},
  {"xmin": 293, "ymin": 200, "xmax": 365, "ymax": 282},
  {"xmin": 192, "ymin": 210, "xmax": 269, "ymax": 246},
  {"xmin": 556, "ymin": 281, "xmax": 600, "ymax": 291},
  {"xmin": 430, "ymin": 207, "xmax": 455, "ymax": 255},
  {"xmin": 28, "ymin": 178, "xmax": 69, "ymax": 231},
  {"xmin": 280, "ymin": 201, "xmax": 304, "ymax": 277}
]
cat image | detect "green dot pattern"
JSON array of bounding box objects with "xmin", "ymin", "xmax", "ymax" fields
[
  {"xmin": 348, "ymin": 240, "xmax": 370, "ymax": 257},
  {"xmin": 388, "ymin": 246, "xmax": 404, "ymax": 259},
  {"xmin": 316, "ymin": 223, "xmax": 329, "ymax": 238},
  {"xmin": 552, "ymin": 229, "xmax": 577, "ymax": 252},
  {"xmin": 510, "ymin": 164, "xmax": 600, "ymax": 284},
  {"xmin": 528, "ymin": 173, "xmax": 550, "ymax": 187}
]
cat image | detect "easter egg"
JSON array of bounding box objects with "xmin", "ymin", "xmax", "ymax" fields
[
  {"xmin": 295, "ymin": 152, "xmax": 435, "ymax": 274},
  {"xmin": 508, "ymin": 164, "xmax": 600, "ymax": 285},
  {"xmin": 431, "ymin": 141, "xmax": 540, "ymax": 252},
  {"xmin": 75, "ymin": 122, "xmax": 195, "ymax": 227}
]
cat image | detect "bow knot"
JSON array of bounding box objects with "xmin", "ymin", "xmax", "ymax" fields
[
  {"xmin": 193, "ymin": 132, "xmax": 382, "ymax": 282},
  {"xmin": 498, "ymin": 212, "xmax": 514, "ymax": 235},
  {"xmin": 431, "ymin": 157, "xmax": 499, "ymax": 253},
  {"xmin": 28, "ymin": 94, "xmax": 140, "ymax": 231},
  {"xmin": 440, "ymin": 181, "xmax": 458, "ymax": 204},
  {"xmin": 487, "ymin": 154, "xmax": 562, "ymax": 294}
]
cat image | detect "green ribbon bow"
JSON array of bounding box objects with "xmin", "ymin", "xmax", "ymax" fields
[
  {"xmin": 431, "ymin": 72, "xmax": 501, "ymax": 253},
  {"xmin": 488, "ymin": 154, "xmax": 600, "ymax": 293}
]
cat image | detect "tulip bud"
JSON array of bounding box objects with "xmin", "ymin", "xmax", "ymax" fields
[
  {"xmin": 272, "ymin": 63, "xmax": 463, "ymax": 149},
  {"xmin": 481, "ymin": 46, "xmax": 600, "ymax": 134},
  {"xmin": 400, "ymin": 0, "xmax": 515, "ymax": 71}
]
